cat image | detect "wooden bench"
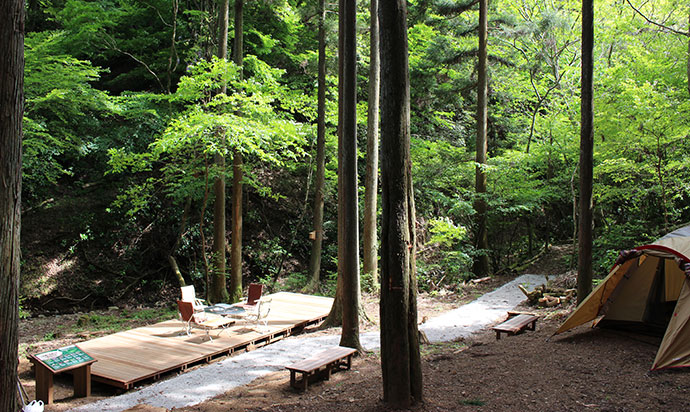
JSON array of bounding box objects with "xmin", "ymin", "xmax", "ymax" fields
[
  {"xmin": 286, "ymin": 346, "xmax": 357, "ymax": 390},
  {"xmin": 492, "ymin": 313, "xmax": 538, "ymax": 340}
]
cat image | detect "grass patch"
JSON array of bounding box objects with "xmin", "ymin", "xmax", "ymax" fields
[
  {"xmin": 421, "ymin": 341, "xmax": 467, "ymax": 357},
  {"xmin": 73, "ymin": 307, "xmax": 177, "ymax": 334}
]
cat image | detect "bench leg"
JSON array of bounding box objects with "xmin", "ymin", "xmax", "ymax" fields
[
  {"xmin": 302, "ymin": 372, "xmax": 309, "ymax": 390},
  {"xmin": 290, "ymin": 370, "xmax": 296, "ymax": 389},
  {"xmin": 495, "ymin": 330, "xmax": 501, "ymax": 340}
]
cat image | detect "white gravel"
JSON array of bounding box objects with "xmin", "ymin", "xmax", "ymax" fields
[{"xmin": 70, "ymin": 274, "xmax": 546, "ymax": 412}]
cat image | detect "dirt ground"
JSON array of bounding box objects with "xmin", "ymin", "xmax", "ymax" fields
[{"xmin": 17, "ymin": 245, "xmax": 690, "ymax": 411}]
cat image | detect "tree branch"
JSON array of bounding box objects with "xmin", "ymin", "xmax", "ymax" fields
[{"xmin": 625, "ymin": 0, "xmax": 689, "ymax": 37}]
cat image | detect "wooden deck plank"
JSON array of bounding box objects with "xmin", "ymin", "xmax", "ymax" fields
[{"xmin": 71, "ymin": 292, "xmax": 332, "ymax": 390}]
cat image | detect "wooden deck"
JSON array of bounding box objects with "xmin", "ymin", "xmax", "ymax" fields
[{"xmin": 76, "ymin": 292, "xmax": 333, "ymax": 389}]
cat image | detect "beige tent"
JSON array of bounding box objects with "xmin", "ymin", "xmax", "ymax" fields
[{"xmin": 555, "ymin": 225, "xmax": 690, "ymax": 370}]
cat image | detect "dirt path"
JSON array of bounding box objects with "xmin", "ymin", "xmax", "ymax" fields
[{"xmin": 65, "ymin": 275, "xmax": 546, "ymax": 411}]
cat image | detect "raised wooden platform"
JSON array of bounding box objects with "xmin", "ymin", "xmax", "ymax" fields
[{"xmin": 76, "ymin": 292, "xmax": 333, "ymax": 389}]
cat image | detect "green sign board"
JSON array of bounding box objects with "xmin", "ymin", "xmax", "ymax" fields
[{"xmin": 33, "ymin": 345, "xmax": 94, "ymax": 372}]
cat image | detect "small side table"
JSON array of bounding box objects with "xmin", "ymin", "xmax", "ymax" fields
[{"xmin": 30, "ymin": 345, "xmax": 97, "ymax": 404}]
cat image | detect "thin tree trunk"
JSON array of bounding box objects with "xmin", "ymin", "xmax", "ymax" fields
[
  {"xmin": 229, "ymin": 0, "xmax": 244, "ymax": 303},
  {"xmin": 230, "ymin": 151, "xmax": 243, "ymax": 302},
  {"xmin": 166, "ymin": 0, "xmax": 179, "ymax": 94},
  {"xmin": 379, "ymin": 0, "xmax": 423, "ymax": 407},
  {"xmin": 655, "ymin": 134, "xmax": 669, "ymax": 233},
  {"xmin": 363, "ymin": 0, "xmax": 381, "ymax": 286},
  {"xmin": 577, "ymin": 0, "xmax": 594, "ymax": 304},
  {"xmin": 168, "ymin": 197, "xmax": 192, "ymax": 287},
  {"xmin": 687, "ymin": 11, "xmax": 689, "ymax": 97},
  {"xmin": 331, "ymin": 0, "xmax": 361, "ymax": 350},
  {"xmin": 0, "ymin": 0, "xmax": 23, "ymax": 408},
  {"xmin": 210, "ymin": 0, "xmax": 230, "ymax": 303},
  {"xmin": 201, "ymin": 155, "xmax": 212, "ymax": 300},
  {"xmin": 473, "ymin": 0, "xmax": 490, "ymax": 278},
  {"xmin": 307, "ymin": 0, "xmax": 328, "ymax": 292}
]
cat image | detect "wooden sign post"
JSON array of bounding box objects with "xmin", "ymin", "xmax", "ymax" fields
[{"xmin": 30, "ymin": 345, "xmax": 97, "ymax": 404}]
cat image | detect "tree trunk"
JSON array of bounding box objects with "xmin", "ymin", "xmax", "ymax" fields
[
  {"xmin": 166, "ymin": 0, "xmax": 178, "ymax": 94},
  {"xmin": 473, "ymin": 0, "xmax": 490, "ymax": 278},
  {"xmin": 307, "ymin": 0, "xmax": 328, "ymax": 292},
  {"xmin": 168, "ymin": 197, "xmax": 192, "ymax": 287},
  {"xmin": 0, "ymin": 0, "xmax": 23, "ymax": 409},
  {"xmin": 687, "ymin": 11, "xmax": 689, "ymax": 97},
  {"xmin": 577, "ymin": 0, "xmax": 594, "ymax": 304},
  {"xmin": 379, "ymin": 0, "xmax": 423, "ymax": 407},
  {"xmin": 230, "ymin": 151, "xmax": 243, "ymax": 302},
  {"xmin": 229, "ymin": 0, "xmax": 244, "ymax": 303},
  {"xmin": 330, "ymin": 0, "xmax": 361, "ymax": 350},
  {"xmin": 200, "ymin": 156, "xmax": 212, "ymax": 300},
  {"xmin": 363, "ymin": 0, "xmax": 380, "ymax": 286},
  {"xmin": 210, "ymin": 0, "xmax": 230, "ymax": 303}
]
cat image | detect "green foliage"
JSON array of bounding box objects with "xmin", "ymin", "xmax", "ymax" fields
[
  {"xmin": 20, "ymin": 0, "xmax": 690, "ymax": 301},
  {"xmin": 23, "ymin": 31, "xmax": 116, "ymax": 200}
]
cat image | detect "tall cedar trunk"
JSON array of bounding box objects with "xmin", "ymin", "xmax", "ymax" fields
[
  {"xmin": 307, "ymin": 0, "xmax": 328, "ymax": 292},
  {"xmin": 577, "ymin": 0, "xmax": 594, "ymax": 304},
  {"xmin": 379, "ymin": 0, "xmax": 423, "ymax": 407},
  {"xmin": 230, "ymin": 151, "xmax": 243, "ymax": 302},
  {"xmin": 210, "ymin": 0, "xmax": 230, "ymax": 303},
  {"xmin": 336, "ymin": 0, "xmax": 361, "ymax": 350},
  {"xmin": 0, "ymin": 0, "xmax": 23, "ymax": 409},
  {"xmin": 229, "ymin": 0, "xmax": 244, "ymax": 303},
  {"xmin": 362, "ymin": 0, "xmax": 380, "ymax": 285},
  {"xmin": 473, "ymin": 0, "xmax": 490, "ymax": 278}
]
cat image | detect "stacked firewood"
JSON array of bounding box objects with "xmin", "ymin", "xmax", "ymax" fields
[{"xmin": 518, "ymin": 284, "xmax": 576, "ymax": 307}]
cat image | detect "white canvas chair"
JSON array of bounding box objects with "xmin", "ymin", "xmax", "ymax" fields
[
  {"xmin": 180, "ymin": 285, "xmax": 207, "ymax": 311},
  {"xmin": 244, "ymin": 297, "xmax": 272, "ymax": 332}
]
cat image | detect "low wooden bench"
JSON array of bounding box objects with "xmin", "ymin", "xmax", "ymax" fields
[
  {"xmin": 286, "ymin": 346, "xmax": 357, "ymax": 390},
  {"xmin": 492, "ymin": 313, "xmax": 538, "ymax": 340}
]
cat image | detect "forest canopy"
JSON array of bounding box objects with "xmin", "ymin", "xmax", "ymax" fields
[{"xmin": 19, "ymin": 0, "xmax": 690, "ymax": 306}]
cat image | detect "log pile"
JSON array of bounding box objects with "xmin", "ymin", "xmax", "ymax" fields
[{"xmin": 518, "ymin": 284, "xmax": 576, "ymax": 307}]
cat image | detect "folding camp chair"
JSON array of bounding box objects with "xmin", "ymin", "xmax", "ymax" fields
[
  {"xmin": 177, "ymin": 300, "xmax": 234, "ymax": 341},
  {"xmin": 244, "ymin": 297, "xmax": 272, "ymax": 332},
  {"xmin": 180, "ymin": 285, "xmax": 208, "ymax": 311},
  {"xmin": 237, "ymin": 283, "xmax": 263, "ymax": 309}
]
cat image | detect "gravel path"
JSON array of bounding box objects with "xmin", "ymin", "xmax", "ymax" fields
[{"xmin": 70, "ymin": 274, "xmax": 546, "ymax": 412}]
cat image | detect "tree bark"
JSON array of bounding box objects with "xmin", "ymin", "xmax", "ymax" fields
[
  {"xmin": 335, "ymin": 0, "xmax": 361, "ymax": 350},
  {"xmin": 379, "ymin": 0, "xmax": 423, "ymax": 407},
  {"xmin": 0, "ymin": 0, "xmax": 23, "ymax": 409},
  {"xmin": 577, "ymin": 0, "xmax": 594, "ymax": 304},
  {"xmin": 229, "ymin": 0, "xmax": 244, "ymax": 303},
  {"xmin": 363, "ymin": 0, "xmax": 381, "ymax": 286},
  {"xmin": 473, "ymin": 0, "xmax": 490, "ymax": 278},
  {"xmin": 307, "ymin": 0, "xmax": 328, "ymax": 292},
  {"xmin": 210, "ymin": 0, "xmax": 230, "ymax": 303},
  {"xmin": 230, "ymin": 151, "xmax": 243, "ymax": 302},
  {"xmin": 168, "ymin": 197, "xmax": 192, "ymax": 287}
]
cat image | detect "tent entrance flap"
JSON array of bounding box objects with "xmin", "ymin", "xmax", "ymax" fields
[{"xmin": 554, "ymin": 224, "xmax": 690, "ymax": 370}]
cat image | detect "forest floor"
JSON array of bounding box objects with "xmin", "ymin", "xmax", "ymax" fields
[{"xmin": 17, "ymin": 245, "xmax": 690, "ymax": 411}]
